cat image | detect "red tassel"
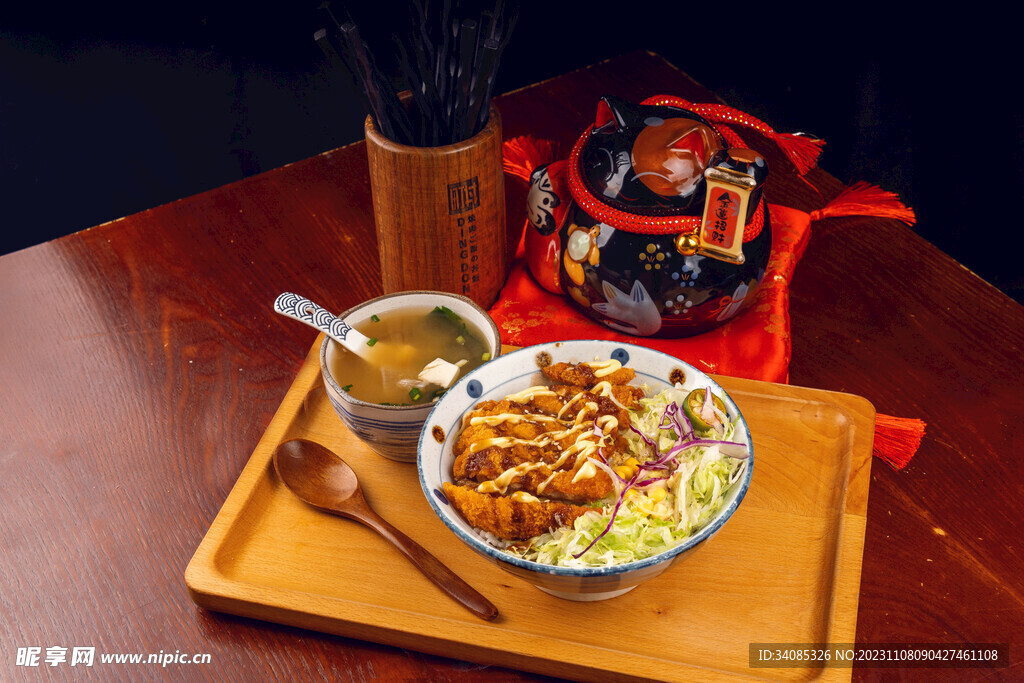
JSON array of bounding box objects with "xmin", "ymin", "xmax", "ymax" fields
[
  {"xmin": 773, "ymin": 133, "xmax": 826, "ymax": 176},
  {"xmin": 810, "ymin": 181, "xmax": 916, "ymax": 226},
  {"xmin": 808, "ymin": 182, "xmax": 921, "ymax": 470},
  {"xmin": 502, "ymin": 136, "xmax": 559, "ymax": 183},
  {"xmin": 873, "ymin": 414, "xmax": 926, "ymax": 470}
]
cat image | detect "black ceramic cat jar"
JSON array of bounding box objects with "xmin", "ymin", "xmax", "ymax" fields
[{"xmin": 525, "ymin": 95, "xmax": 773, "ymax": 338}]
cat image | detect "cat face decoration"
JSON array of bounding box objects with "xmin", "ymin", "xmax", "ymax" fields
[{"xmin": 525, "ymin": 95, "xmax": 772, "ymax": 338}]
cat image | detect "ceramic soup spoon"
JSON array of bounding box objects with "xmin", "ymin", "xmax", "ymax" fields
[{"xmin": 273, "ymin": 292, "xmax": 415, "ymax": 365}]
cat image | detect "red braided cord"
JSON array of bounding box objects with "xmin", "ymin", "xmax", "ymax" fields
[
  {"xmin": 642, "ymin": 95, "xmax": 777, "ymax": 146},
  {"xmin": 641, "ymin": 95, "xmax": 823, "ymax": 175},
  {"xmin": 642, "ymin": 95, "xmax": 695, "ymax": 109},
  {"xmin": 566, "ymin": 128, "xmax": 764, "ymax": 240},
  {"xmin": 640, "ymin": 95, "xmax": 751, "ymax": 149}
]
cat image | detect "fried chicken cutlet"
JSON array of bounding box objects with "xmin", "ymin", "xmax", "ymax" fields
[
  {"xmin": 444, "ymin": 359, "xmax": 648, "ymax": 541},
  {"xmin": 452, "ymin": 383, "xmax": 644, "ymax": 503},
  {"xmin": 453, "ymin": 391, "xmax": 628, "ymax": 475},
  {"xmin": 542, "ymin": 360, "xmax": 636, "ymax": 388},
  {"xmin": 442, "ymin": 482, "xmax": 600, "ymax": 541}
]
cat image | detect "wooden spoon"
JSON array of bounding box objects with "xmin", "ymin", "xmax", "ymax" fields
[{"xmin": 273, "ymin": 438, "xmax": 499, "ymax": 621}]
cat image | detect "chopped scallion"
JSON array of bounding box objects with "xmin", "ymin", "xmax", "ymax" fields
[
  {"xmin": 409, "ymin": 387, "xmax": 422, "ymax": 401},
  {"xmin": 370, "ymin": 314, "xmax": 380, "ymax": 322},
  {"xmin": 482, "ymin": 352, "xmax": 491, "ymax": 361},
  {"xmin": 366, "ymin": 337, "xmax": 378, "ymax": 347},
  {"xmin": 431, "ymin": 305, "xmax": 462, "ymax": 323},
  {"xmin": 342, "ymin": 384, "xmax": 353, "ymax": 392},
  {"xmin": 455, "ymin": 335, "xmax": 465, "ymax": 345}
]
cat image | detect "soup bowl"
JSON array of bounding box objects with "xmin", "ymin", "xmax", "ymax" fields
[
  {"xmin": 320, "ymin": 291, "xmax": 502, "ymax": 462},
  {"xmin": 417, "ymin": 340, "xmax": 753, "ymax": 601}
]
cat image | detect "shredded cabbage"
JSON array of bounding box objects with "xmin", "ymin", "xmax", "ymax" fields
[{"xmin": 506, "ymin": 384, "xmax": 748, "ymax": 567}]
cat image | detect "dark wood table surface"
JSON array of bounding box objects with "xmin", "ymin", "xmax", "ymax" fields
[{"xmin": 2, "ymin": 51, "xmax": 1021, "ymax": 681}]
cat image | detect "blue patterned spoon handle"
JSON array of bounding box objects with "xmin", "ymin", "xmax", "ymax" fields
[{"xmin": 273, "ymin": 292, "xmax": 372, "ymax": 357}]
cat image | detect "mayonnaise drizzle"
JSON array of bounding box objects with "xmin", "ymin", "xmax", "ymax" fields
[
  {"xmin": 469, "ymin": 371, "xmax": 629, "ymax": 496},
  {"xmin": 470, "ymin": 412, "xmax": 558, "ymax": 427},
  {"xmin": 556, "ymin": 381, "xmax": 616, "ymax": 420},
  {"xmin": 571, "ymin": 459, "xmax": 598, "ymax": 483},
  {"xmin": 503, "ymin": 386, "xmax": 557, "ymax": 403},
  {"xmin": 585, "ymin": 359, "xmax": 622, "ymax": 378},
  {"xmin": 477, "ymin": 449, "xmax": 574, "ymax": 495},
  {"xmin": 471, "ymin": 436, "xmax": 558, "ymax": 453},
  {"xmin": 474, "ymin": 417, "xmax": 605, "ymax": 494}
]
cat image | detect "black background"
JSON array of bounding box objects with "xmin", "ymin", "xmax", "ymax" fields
[{"xmin": 2, "ymin": 2, "xmax": 1019, "ymax": 301}]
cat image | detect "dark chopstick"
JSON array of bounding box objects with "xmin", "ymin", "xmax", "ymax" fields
[
  {"xmin": 316, "ymin": 0, "xmax": 515, "ymax": 146},
  {"xmin": 454, "ymin": 18, "xmax": 478, "ymax": 141},
  {"xmin": 466, "ymin": 37, "xmax": 498, "ymax": 134}
]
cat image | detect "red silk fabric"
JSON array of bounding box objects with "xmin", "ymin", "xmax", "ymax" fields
[{"xmin": 488, "ymin": 203, "xmax": 813, "ymax": 384}]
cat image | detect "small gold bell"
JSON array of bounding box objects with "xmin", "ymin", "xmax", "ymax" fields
[{"xmin": 675, "ymin": 232, "xmax": 700, "ymax": 256}]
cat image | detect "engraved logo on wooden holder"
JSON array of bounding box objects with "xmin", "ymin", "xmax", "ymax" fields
[{"xmin": 365, "ymin": 107, "xmax": 506, "ymax": 309}]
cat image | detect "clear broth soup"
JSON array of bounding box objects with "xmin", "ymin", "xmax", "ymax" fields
[{"xmin": 330, "ymin": 306, "xmax": 491, "ymax": 405}]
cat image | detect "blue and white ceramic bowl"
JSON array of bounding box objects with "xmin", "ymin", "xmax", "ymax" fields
[
  {"xmin": 418, "ymin": 340, "xmax": 753, "ymax": 601},
  {"xmin": 320, "ymin": 291, "xmax": 502, "ymax": 462}
]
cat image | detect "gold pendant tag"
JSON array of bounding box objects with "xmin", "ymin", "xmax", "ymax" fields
[{"xmin": 698, "ymin": 167, "xmax": 754, "ymax": 264}]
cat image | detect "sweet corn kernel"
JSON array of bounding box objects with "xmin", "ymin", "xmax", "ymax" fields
[
  {"xmin": 625, "ymin": 457, "xmax": 641, "ymax": 469},
  {"xmin": 648, "ymin": 487, "xmax": 667, "ymax": 502},
  {"xmin": 613, "ymin": 465, "xmax": 633, "ymax": 480}
]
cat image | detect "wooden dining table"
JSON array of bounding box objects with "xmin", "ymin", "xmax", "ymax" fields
[{"xmin": 2, "ymin": 50, "xmax": 1020, "ymax": 682}]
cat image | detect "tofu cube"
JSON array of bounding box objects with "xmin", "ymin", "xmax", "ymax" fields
[{"xmin": 418, "ymin": 358, "xmax": 461, "ymax": 388}]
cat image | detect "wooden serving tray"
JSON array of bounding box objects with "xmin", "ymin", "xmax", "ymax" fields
[{"xmin": 186, "ymin": 337, "xmax": 874, "ymax": 682}]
